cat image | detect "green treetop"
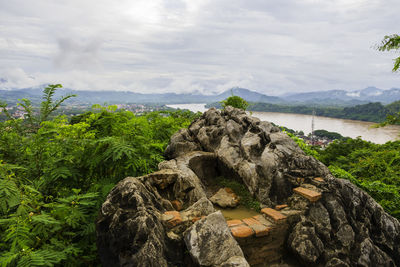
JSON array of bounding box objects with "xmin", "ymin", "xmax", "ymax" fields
[
  {"xmin": 378, "ymin": 34, "xmax": 400, "ymax": 72},
  {"xmin": 220, "ymin": 95, "xmax": 249, "ymax": 111}
]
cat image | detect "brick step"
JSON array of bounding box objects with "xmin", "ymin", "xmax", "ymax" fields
[
  {"xmin": 227, "ymin": 215, "xmax": 273, "ymax": 238},
  {"xmin": 293, "ymin": 186, "xmax": 322, "ymax": 202},
  {"xmin": 261, "ymin": 208, "xmax": 287, "ymax": 223}
]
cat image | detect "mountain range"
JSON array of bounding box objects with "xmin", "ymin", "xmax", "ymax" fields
[
  {"xmin": 1, "ymin": 85, "xmax": 400, "ymax": 106},
  {"xmin": 283, "ymin": 86, "xmax": 400, "ymax": 105}
]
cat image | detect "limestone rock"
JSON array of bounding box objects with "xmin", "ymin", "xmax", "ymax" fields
[
  {"xmin": 217, "ymin": 256, "xmax": 250, "ymax": 267},
  {"xmin": 96, "ymin": 177, "xmax": 170, "ymax": 267},
  {"xmin": 210, "ymin": 188, "xmax": 240, "ymax": 208},
  {"xmin": 184, "ymin": 211, "xmax": 248, "ymax": 266},
  {"xmin": 97, "ymin": 106, "xmax": 400, "ymax": 267},
  {"xmin": 181, "ymin": 197, "xmax": 215, "ymax": 222},
  {"xmin": 164, "ymin": 128, "xmax": 201, "ymax": 159},
  {"xmin": 288, "ymin": 219, "xmax": 324, "ymax": 263}
]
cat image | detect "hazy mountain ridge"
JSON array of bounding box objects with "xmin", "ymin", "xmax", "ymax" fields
[
  {"xmin": 1, "ymin": 85, "xmax": 400, "ymax": 105},
  {"xmin": 0, "ymin": 86, "xmax": 283, "ymax": 105},
  {"xmin": 284, "ymin": 86, "xmax": 400, "ymax": 104}
]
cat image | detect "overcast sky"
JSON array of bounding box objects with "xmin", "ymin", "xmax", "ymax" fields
[{"xmin": 0, "ymin": 0, "xmax": 400, "ymax": 95}]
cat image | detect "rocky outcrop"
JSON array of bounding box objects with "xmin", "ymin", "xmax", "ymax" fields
[
  {"xmin": 97, "ymin": 107, "xmax": 400, "ymax": 267},
  {"xmin": 184, "ymin": 211, "xmax": 248, "ymax": 266}
]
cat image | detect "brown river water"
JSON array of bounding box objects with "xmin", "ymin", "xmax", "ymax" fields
[{"xmin": 167, "ymin": 104, "xmax": 400, "ymax": 144}]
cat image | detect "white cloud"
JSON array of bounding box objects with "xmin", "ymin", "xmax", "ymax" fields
[{"xmin": 0, "ymin": 0, "xmax": 400, "ymax": 94}]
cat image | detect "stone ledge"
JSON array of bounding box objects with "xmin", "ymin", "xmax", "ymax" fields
[
  {"xmin": 249, "ymin": 224, "xmax": 271, "ymax": 237},
  {"xmin": 227, "ymin": 219, "xmax": 243, "ymax": 227},
  {"xmin": 293, "ymin": 187, "xmax": 322, "ymax": 202},
  {"xmin": 314, "ymin": 177, "xmax": 324, "ymax": 182},
  {"xmin": 243, "ymin": 217, "xmax": 262, "ymax": 226},
  {"xmin": 252, "ymin": 215, "xmax": 274, "ymax": 227},
  {"xmin": 261, "ymin": 208, "xmax": 287, "ymax": 222},
  {"xmin": 275, "ymin": 204, "xmax": 288, "ymax": 211},
  {"xmin": 230, "ymin": 225, "xmax": 254, "ymax": 238}
]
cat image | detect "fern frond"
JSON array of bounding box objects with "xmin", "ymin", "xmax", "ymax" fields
[
  {"xmin": 80, "ymin": 222, "xmax": 96, "ymax": 236},
  {"xmin": 0, "ymin": 250, "xmax": 20, "ymax": 267},
  {"xmin": 48, "ymin": 166, "xmax": 72, "ymax": 182},
  {"xmin": 0, "ymin": 177, "xmax": 20, "ymax": 214},
  {"xmin": 4, "ymin": 221, "xmax": 34, "ymax": 251}
]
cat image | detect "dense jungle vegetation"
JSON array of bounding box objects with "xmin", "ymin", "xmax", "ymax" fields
[
  {"xmin": 317, "ymin": 139, "xmax": 400, "ymax": 219},
  {"xmin": 0, "ymin": 85, "xmax": 199, "ymax": 266},
  {"xmin": 1, "ymin": 86, "xmax": 400, "ymax": 266},
  {"xmin": 292, "ymin": 137, "xmax": 400, "ymax": 220}
]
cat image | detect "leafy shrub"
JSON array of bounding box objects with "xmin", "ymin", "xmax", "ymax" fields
[
  {"xmin": 220, "ymin": 95, "xmax": 249, "ymax": 111},
  {"xmin": 0, "ymin": 86, "xmax": 197, "ymax": 266}
]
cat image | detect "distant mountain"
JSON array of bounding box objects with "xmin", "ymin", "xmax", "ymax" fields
[
  {"xmin": 213, "ymin": 87, "xmax": 282, "ymax": 103},
  {"xmin": 0, "ymin": 86, "xmax": 284, "ymax": 105},
  {"xmin": 283, "ymin": 87, "xmax": 400, "ymax": 104},
  {"xmin": 2, "ymin": 85, "xmax": 400, "ymax": 106}
]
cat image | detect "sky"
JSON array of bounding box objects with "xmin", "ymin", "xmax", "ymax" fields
[{"xmin": 0, "ymin": 0, "xmax": 400, "ymax": 95}]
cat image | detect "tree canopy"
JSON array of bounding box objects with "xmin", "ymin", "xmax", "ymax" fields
[{"xmin": 378, "ymin": 34, "xmax": 400, "ymax": 72}]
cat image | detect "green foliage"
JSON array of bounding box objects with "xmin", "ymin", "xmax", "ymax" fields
[
  {"xmin": 378, "ymin": 34, "xmax": 400, "ymax": 72},
  {"xmin": 282, "ymin": 131, "xmax": 400, "ymax": 219},
  {"xmin": 329, "ymin": 164, "xmax": 400, "ymax": 219},
  {"xmin": 215, "ymin": 176, "xmax": 261, "ymax": 211},
  {"xmin": 319, "ymin": 139, "xmax": 400, "ymax": 219},
  {"xmin": 313, "ymin": 129, "xmax": 345, "ymax": 140},
  {"xmin": 0, "ymin": 86, "xmax": 197, "ymax": 266},
  {"xmin": 220, "ymin": 95, "xmax": 249, "ymax": 111}
]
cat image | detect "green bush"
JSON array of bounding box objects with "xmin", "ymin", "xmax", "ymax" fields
[
  {"xmin": 220, "ymin": 95, "xmax": 249, "ymax": 111},
  {"xmin": 0, "ymin": 85, "xmax": 197, "ymax": 266}
]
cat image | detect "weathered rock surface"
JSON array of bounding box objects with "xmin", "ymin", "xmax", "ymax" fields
[
  {"xmin": 184, "ymin": 211, "xmax": 248, "ymax": 266},
  {"xmin": 97, "ymin": 107, "xmax": 400, "ymax": 267},
  {"xmin": 210, "ymin": 188, "xmax": 240, "ymax": 208}
]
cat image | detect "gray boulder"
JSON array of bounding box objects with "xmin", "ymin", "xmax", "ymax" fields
[
  {"xmin": 96, "ymin": 177, "xmax": 170, "ymax": 267},
  {"xmin": 184, "ymin": 211, "xmax": 248, "ymax": 266},
  {"xmin": 210, "ymin": 188, "xmax": 240, "ymax": 208}
]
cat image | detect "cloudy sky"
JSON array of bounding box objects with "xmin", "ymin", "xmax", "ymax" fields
[{"xmin": 0, "ymin": 0, "xmax": 399, "ymax": 95}]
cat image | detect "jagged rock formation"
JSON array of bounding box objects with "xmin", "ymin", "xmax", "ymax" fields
[{"xmin": 97, "ymin": 107, "xmax": 400, "ymax": 267}]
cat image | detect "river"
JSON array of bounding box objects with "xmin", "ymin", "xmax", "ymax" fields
[{"xmin": 167, "ymin": 104, "xmax": 400, "ymax": 144}]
